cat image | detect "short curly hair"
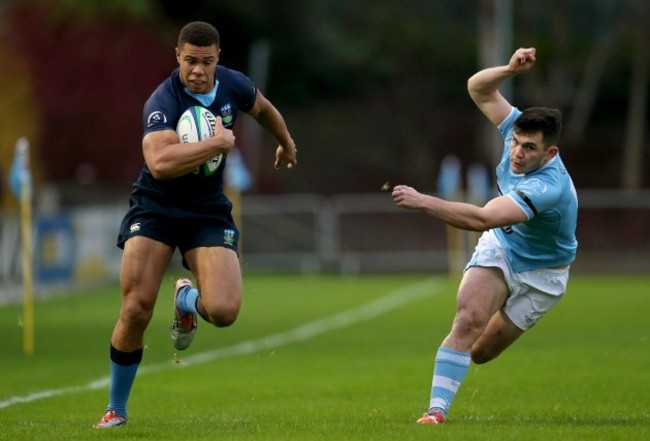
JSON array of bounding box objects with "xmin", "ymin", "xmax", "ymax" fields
[{"xmin": 177, "ymin": 21, "xmax": 220, "ymax": 49}]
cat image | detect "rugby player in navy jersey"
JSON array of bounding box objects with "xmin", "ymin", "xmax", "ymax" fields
[
  {"xmin": 94, "ymin": 21, "xmax": 297, "ymax": 428},
  {"xmin": 392, "ymin": 47, "xmax": 577, "ymax": 425}
]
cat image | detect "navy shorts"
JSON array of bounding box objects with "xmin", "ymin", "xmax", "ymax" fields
[{"xmin": 117, "ymin": 190, "xmax": 239, "ymax": 269}]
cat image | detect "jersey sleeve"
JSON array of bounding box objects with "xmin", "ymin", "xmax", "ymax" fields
[
  {"xmin": 227, "ymin": 69, "xmax": 258, "ymax": 112},
  {"xmin": 142, "ymin": 80, "xmax": 179, "ymax": 135},
  {"xmin": 495, "ymin": 107, "xmax": 520, "ymax": 164},
  {"xmin": 506, "ymin": 174, "xmax": 561, "ymax": 220},
  {"xmin": 497, "ymin": 107, "xmax": 520, "ymax": 139}
]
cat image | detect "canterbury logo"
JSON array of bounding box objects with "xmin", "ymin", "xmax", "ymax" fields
[{"xmin": 130, "ymin": 223, "xmax": 141, "ymax": 233}]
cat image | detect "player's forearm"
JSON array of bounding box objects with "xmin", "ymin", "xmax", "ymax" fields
[
  {"xmin": 146, "ymin": 138, "xmax": 230, "ymax": 179},
  {"xmin": 255, "ymin": 104, "xmax": 294, "ymax": 148},
  {"xmin": 467, "ymin": 65, "xmax": 514, "ymax": 104},
  {"xmin": 418, "ymin": 195, "xmax": 490, "ymax": 232}
]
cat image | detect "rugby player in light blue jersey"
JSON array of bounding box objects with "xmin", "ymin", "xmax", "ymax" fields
[
  {"xmin": 94, "ymin": 21, "xmax": 297, "ymax": 429},
  {"xmin": 392, "ymin": 47, "xmax": 578, "ymax": 425}
]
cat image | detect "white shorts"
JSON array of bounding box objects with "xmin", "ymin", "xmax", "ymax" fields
[{"xmin": 465, "ymin": 230, "xmax": 570, "ymax": 331}]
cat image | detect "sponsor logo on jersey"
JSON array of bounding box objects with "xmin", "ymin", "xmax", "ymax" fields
[{"xmin": 130, "ymin": 223, "xmax": 141, "ymax": 233}]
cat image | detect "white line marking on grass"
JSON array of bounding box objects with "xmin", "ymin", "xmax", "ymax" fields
[{"xmin": 0, "ymin": 277, "xmax": 441, "ymax": 409}]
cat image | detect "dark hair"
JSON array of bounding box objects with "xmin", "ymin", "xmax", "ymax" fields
[
  {"xmin": 177, "ymin": 21, "xmax": 220, "ymax": 49},
  {"xmin": 515, "ymin": 107, "xmax": 562, "ymax": 147}
]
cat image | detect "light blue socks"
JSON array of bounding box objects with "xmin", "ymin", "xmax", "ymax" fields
[
  {"xmin": 428, "ymin": 347, "xmax": 471, "ymax": 416},
  {"xmin": 176, "ymin": 285, "xmax": 199, "ymax": 316},
  {"xmin": 107, "ymin": 345, "xmax": 143, "ymax": 418}
]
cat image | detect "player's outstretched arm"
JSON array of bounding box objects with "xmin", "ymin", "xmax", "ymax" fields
[
  {"xmin": 392, "ymin": 185, "xmax": 527, "ymax": 232},
  {"xmin": 467, "ymin": 47, "xmax": 536, "ymax": 126}
]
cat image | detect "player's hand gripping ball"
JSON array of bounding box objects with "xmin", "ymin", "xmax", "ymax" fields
[{"xmin": 176, "ymin": 106, "xmax": 223, "ymax": 173}]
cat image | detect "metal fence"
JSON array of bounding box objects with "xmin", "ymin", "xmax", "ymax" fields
[
  {"xmin": 238, "ymin": 189, "xmax": 650, "ymax": 275},
  {"xmin": 1, "ymin": 189, "xmax": 649, "ymax": 303}
]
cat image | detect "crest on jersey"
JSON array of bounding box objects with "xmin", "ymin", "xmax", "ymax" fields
[
  {"xmin": 522, "ymin": 178, "xmax": 548, "ymax": 195},
  {"xmin": 220, "ymin": 104, "xmax": 233, "ymax": 126},
  {"xmin": 223, "ymin": 229, "xmax": 236, "ymax": 246}
]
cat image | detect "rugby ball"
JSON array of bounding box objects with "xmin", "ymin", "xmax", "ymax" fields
[{"xmin": 176, "ymin": 106, "xmax": 223, "ymax": 174}]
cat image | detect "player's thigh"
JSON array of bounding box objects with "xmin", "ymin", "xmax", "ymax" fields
[
  {"xmin": 184, "ymin": 246, "xmax": 242, "ymax": 308},
  {"xmin": 443, "ymin": 267, "xmax": 510, "ymax": 351},
  {"xmin": 121, "ymin": 236, "xmax": 174, "ymax": 309},
  {"xmin": 456, "ymin": 266, "xmax": 510, "ymax": 321}
]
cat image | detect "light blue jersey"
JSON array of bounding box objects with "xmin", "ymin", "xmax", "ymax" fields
[{"xmin": 493, "ymin": 108, "xmax": 578, "ymax": 272}]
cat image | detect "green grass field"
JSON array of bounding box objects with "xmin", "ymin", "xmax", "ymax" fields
[{"xmin": 0, "ymin": 273, "xmax": 648, "ymax": 440}]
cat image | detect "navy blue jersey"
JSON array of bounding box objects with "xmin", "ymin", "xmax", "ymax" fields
[{"xmin": 133, "ymin": 66, "xmax": 257, "ymax": 207}]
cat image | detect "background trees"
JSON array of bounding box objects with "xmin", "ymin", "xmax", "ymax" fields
[{"xmin": 0, "ymin": 0, "xmax": 647, "ymax": 208}]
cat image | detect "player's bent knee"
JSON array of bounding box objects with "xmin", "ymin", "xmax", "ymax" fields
[
  {"xmin": 215, "ymin": 309, "xmax": 239, "ymax": 327},
  {"xmin": 121, "ymin": 300, "xmax": 154, "ymax": 329},
  {"xmin": 204, "ymin": 304, "xmax": 240, "ymax": 327},
  {"xmin": 470, "ymin": 345, "xmax": 502, "ymax": 364},
  {"xmin": 453, "ymin": 312, "xmax": 489, "ymax": 341},
  {"xmin": 470, "ymin": 350, "xmax": 492, "ymax": 365}
]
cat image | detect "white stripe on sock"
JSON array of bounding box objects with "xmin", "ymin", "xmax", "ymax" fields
[{"xmin": 432, "ymin": 375, "xmax": 462, "ymax": 393}]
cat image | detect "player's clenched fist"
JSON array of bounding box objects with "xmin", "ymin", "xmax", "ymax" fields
[
  {"xmin": 508, "ymin": 47, "xmax": 536, "ymax": 73},
  {"xmin": 392, "ymin": 185, "xmax": 425, "ymax": 210}
]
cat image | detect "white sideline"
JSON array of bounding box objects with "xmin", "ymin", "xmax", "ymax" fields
[{"xmin": 0, "ymin": 277, "xmax": 441, "ymax": 410}]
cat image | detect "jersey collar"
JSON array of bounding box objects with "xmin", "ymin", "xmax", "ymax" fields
[{"xmin": 183, "ymin": 80, "xmax": 220, "ymax": 107}]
